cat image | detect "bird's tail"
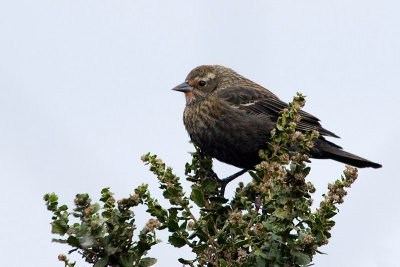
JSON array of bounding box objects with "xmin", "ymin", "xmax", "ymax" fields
[
  {"xmin": 312, "ymin": 139, "xmax": 382, "ymax": 168},
  {"xmin": 323, "ymin": 148, "xmax": 382, "ymax": 168}
]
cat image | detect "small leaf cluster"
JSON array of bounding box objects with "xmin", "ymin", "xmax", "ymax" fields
[{"xmin": 44, "ymin": 186, "xmax": 159, "ymax": 267}]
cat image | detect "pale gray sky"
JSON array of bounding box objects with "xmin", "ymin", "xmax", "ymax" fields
[{"xmin": 0, "ymin": 1, "xmax": 399, "ymax": 266}]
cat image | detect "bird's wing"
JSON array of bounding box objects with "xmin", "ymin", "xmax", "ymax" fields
[{"xmin": 217, "ymin": 86, "xmax": 340, "ymax": 138}]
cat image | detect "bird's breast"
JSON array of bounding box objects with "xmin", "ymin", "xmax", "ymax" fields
[{"xmin": 183, "ymin": 99, "xmax": 274, "ymax": 169}]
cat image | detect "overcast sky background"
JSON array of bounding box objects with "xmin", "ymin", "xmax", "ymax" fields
[{"xmin": 0, "ymin": 1, "xmax": 399, "ymax": 266}]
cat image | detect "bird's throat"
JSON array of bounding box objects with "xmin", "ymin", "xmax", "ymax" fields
[{"xmin": 184, "ymin": 91, "xmax": 196, "ymax": 104}]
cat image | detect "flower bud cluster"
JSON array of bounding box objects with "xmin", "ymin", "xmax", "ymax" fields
[
  {"xmin": 320, "ymin": 166, "xmax": 358, "ymax": 209},
  {"xmin": 289, "ymin": 131, "xmax": 303, "ymax": 146},
  {"xmin": 253, "ymin": 222, "xmax": 265, "ymax": 236},
  {"xmin": 236, "ymin": 248, "xmax": 248, "ymax": 263},
  {"xmin": 293, "ymin": 94, "xmax": 306, "ymax": 108},
  {"xmin": 343, "ymin": 165, "xmax": 358, "ymax": 187},
  {"xmin": 187, "ymin": 220, "xmax": 195, "ymax": 230},
  {"xmin": 302, "ymin": 235, "xmax": 316, "ymax": 245},
  {"xmin": 83, "ymin": 206, "xmax": 95, "ymax": 218},
  {"xmin": 291, "ymin": 152, "xmax": 309, "ymax": 164},
  {"xmin": 270, "ymin": 162, "xmax": 287, "ymax": 181},
  {"xmin": 279, "ymin": 153, "xmax": 290, "ymax": 164},
  {"xmin": 130, "ymin": 193, "xmax": 140, "ymax": 204},
  {"xmin": 260, "ymin": 179, "xmax": 273, "ymax": 193},
  {"xmin": 58, "ymin": 254, "xmax": 67, "ymax": 262},
  {"xmin": 293, "ymin": 114, "xmax": 302, "ymax": 123},
  {"xmin": 228, "ymin": 211, "xmax": 243, "ymax": 225},
  {"xmin": 145, "ymin": 218, "xmax": 161, "ymax": 232}
]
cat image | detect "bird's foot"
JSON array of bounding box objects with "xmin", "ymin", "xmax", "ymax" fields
[{"xmin": 205, "ymin": 169, "xmax": 247, "ymax": 196}]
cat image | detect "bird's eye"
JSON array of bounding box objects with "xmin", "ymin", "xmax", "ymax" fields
[{"xmin": 198, "ymin": 81, "xmax": 207, "ymax": 87}]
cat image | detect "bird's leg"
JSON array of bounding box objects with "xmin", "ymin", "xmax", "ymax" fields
[{"xmin": 207, "ymin": 169, "xmax": 248, "ymax": 196}]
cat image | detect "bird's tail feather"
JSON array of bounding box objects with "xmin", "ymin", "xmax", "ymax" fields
[
  {"xmin": 311, "ymin": 139, "xmax": 382, "ymax": 168},
  {"xmin": 318, "ymin": 147, "xmax": 382, "ymax": 168}
]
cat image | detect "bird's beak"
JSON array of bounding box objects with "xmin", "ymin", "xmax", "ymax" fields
[{"xmin": 172, "ymin": 82, "xmax": 193, "ymax": 93}]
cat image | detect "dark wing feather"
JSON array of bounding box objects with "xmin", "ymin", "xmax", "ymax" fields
[{"xmin": 217, "ymin": 86, "xmax": 339, "ymax": 138}]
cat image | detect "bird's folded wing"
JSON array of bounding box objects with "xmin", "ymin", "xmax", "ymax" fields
[{"xmin": 217, "ymin": 86, "xmax": 340, "ymax": 138}]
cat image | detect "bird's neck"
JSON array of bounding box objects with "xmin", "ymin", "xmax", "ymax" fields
[{"xmin": 185, "ymin": 90, "xmax": 206, "ymax": 105}]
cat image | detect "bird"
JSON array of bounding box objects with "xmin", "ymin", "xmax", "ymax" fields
[{"xmin": 172, "ymin": 65, "xmax": 381, "ymax": 185}]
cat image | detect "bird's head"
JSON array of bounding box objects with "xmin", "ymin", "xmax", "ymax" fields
[{"xmin": 172, "ymin": 65, "xmax": 241, "ymax": 103}]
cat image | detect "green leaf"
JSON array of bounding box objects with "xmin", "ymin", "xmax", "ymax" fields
[
  {"xmin": 120, "ymin": 254, "xmax": 134, "ymax": 267},
  {"xmin": 255, "ymin": 256, "xmax": 267, "ymax": 266},
  {"xmin": 51, "ymin": 238, "xmax": 68, "ymax": 244},
  {"xmin": 324, "ymin": 231, "xmax": 332, "ymax": 238},
  {"xmin": 208, "ymin": 196, "xmax": 228, "ymax": 204},
  {"xmin": 167, "ymin": 219, "xmax": 179, "ymax": 232},
  {"xmin": 192, "ymin": 244, "xmax": 208, "ymax": 253},
  {"xmin": 92, "ymin": 203, "xmax": 101, "ymax": 213},
  {"xmin": 249, "ymin": 171, "xmax": 261, "ymax": 183},
  {"xmin": 282, "ymin": 114, "xmax": 286, "ymax": 126},
  {"xmin": 178, "ymin": 258, "xmax": 194, "ymax": 264},
  {"xmin": 253, "ymin": 249, "xmax": 267, "ymax": 258},
  {"xmin": 219, "ymin": 259, "xmax": 227, "ymax": 267},
  {"xmin": 191, "ymin": 229, "xmax": 208, "ymax": 241},
  {"xmin": 105, "ymin": 245, "xmax": 118, "ymax": 255},
  {"xmin": 235, "ymin": 239, "xmax": 250, "ymax": 247},
  {"xmin": 137, "ymin": 240, "xmax": 151, "ymax": 252},
  {"xmin": 59, "ymin": 205, "xmax": 68, "ymax": 211},
  {"xmin": 168, "ymin": 234, "xmax": 186, "ymax": 248},
  {"xmin": 302, "ymin": 167, "xmax": 311, "ymax": 177},
  {"xmin": 48, "ymin": 193, "xmax": 58, "ymax": 203},
  {"xmin": 163, "ymin": 187, "xmax": 181, "ymax": 198},
  {"xmin": 101, "ymin": 210, "xmax": 111, "ymax": 218},
  {"xmin": 190, "ymin": 188, "xmax": 205, "ymax": 207},
  {"xmin": 66, "ymin": 236, "xmax": 80, "ymax": 247},
  {"xmin": 275, "ymin": 208, "xmax": 290, "ymax": 219},
  {"xmin": 79, "ymin": 236, "xmax": 95, "ymax": 248},
  {"xmin": 179, "ymin": 221, "xmax": 187, "ymax": 231},
  {"xmin": 202, "ymin": 179, "xmax": 218, "ymax": 194},
  {"xmin": 291, "ymin": 250, "xmax": 311, "ymax": 265},
  {"xmin": 138, "ymin": 257, "xmax": 157, "ymax": 267},
  {"xmin": 94, "ymin": 256, "xmax": 109, "ymax": 267},
  {"xmin": 51, "ymin": 220, "xmax": 68, "ymax": 235},
  {"xmin": 316, "ymin": 231, "xmax": 324, "ymax": 243}
]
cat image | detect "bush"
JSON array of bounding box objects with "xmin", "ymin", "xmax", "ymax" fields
[{"xmin": 45, "ymin": 93, "xmax": 358, "ymax": 266}]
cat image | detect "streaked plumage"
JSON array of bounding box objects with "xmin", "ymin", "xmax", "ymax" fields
[{"xmin": 173, "ymin": 65, "xmax": 382, "ymax": 169}]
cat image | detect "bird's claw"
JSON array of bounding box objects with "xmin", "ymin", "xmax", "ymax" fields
[{"xmin": 204, "ymin": 169, "xmax": 248, "ymax": 196}]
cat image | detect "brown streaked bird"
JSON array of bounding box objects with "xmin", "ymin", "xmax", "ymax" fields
[{"xmin": 173, "ymin": 65, "xmax": 381, "ymax": 184}]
